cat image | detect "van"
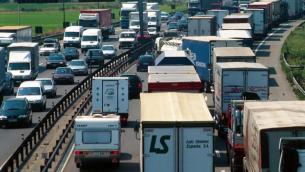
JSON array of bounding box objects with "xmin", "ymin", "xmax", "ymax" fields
[
  {"xmin": 16, "ymin": 81, "xmax": 46, "ymax": 111},
  {"xmin": 63, "ymin": 26, "xmax": 84, "ymax": 48},
  {"xmin": 81, "ymin": 29, "xmax": 102, "ymax": 53}
]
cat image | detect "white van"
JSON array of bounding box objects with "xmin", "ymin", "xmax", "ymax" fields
[
  {"xmin": 74, "ymin": 114, "xmax": 121, "ymax": 168},
  {"xmin": 16, "ymin": 81, "xmax": 46, "ymax": 111},
  {"xmin": 81, "ymin": 29, "xmax": 102, "ymax": 53},
  {"xmin": 63, "ymin": 26, "xmax": 84, "ymax": 48}
]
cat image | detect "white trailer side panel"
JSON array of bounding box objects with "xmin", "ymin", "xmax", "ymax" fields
[
  {"xmin": 180, "ymin": 127, "xmax": 213, "ymax": 172},
  {"xmin": 246, "ymin": 71, "xmax": 269, "ymax": 100},
  {"xmin": 143, "ymin": 128, "xmax": 176, "ymax": 172}
]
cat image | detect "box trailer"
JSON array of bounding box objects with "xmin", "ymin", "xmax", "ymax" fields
[
  {"xmin": 281, "ymin": 0, "xmax": 303, "ymax": 19},
  {"xmin": 221, "ymin": 23, "xmax": 252, "ymax": 32},
  {"xmin": 218, "ymin": 29, "xmax": 253, "ymax": 47},
  {"xmin": 244, "ymin": 9, "xmax": 267, "ymax": 38},
  {"xmin": 243, "ymin": 101, "xmax": 305, "ymax": 172},
  {"xmin": 223, "ymin": 13, "xmax": 253, "ymax": 25},
  {"xmin": 207, "ymin": 10, "xmax": 229, "ymax": 30},
  {"xmin": 140, "ymin": 92, "xmax": 214, "ymax": 172},
  {"xmin": 92, "ymin": 77, "xmax": 129, "ymax": 123},
  {"xmin": 248, "ymin": 1, "xmax": 272, "ymax": 29},
  {"xmin": 148, "ymin": 73, "xmax": 202, "ymax": 92},
  {"xmin": 187, "ymin": 15, "xmax": 216, "ymax": 36},
  {"xmin": 261, "ymin": 0, "xmax": 281, "ymax": 26},
  {"xmin": 182, "ymin": 36, "xmax": 243, "ymax": 82},
  {"xmin": 0, "ymin": 26, "xmax": 32, "ymax": 47},
  {"xmin": 148, "ymin": 65, "xmax": 196, "ymax": 74}
]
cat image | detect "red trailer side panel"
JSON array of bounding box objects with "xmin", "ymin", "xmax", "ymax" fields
[{"xmin": 80, "ymin": 9, "xmax": 112, "ymax": 28}]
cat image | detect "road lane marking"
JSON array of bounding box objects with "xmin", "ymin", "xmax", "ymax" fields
[{"xmin": 58, "ymin": 143, "xmax": 74, "ymax": 172}]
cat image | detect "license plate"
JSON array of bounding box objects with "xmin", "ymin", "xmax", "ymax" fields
[
  {"xmin": 91, "ymin": 152, "xmax": 109, "ymax": 157},
  {"xmin": 9, "ymin": 119, "xmax": 17, "ymax": 122}
]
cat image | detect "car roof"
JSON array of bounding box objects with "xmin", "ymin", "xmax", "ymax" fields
[
  {"xmin": 36, "ymin": 78, "xmax": 53, "ymax": 81},
  {"xmin": 102, "ymin": 44, "xmax": 114, "ymax": 47},
  {"xmin": 5, "ymin": 97, "xmax": 27, "ymax": 102},
  {"xmin": 71, "ymin": 59, "xmax": 85, "ymax": 62},
  {"xmin": 19, "ymin": 81, "xmax": 42, "ymax": 87}
]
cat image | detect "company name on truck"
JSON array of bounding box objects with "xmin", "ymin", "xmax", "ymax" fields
[
  {"xmin": 186, "ymin": 140, "xmax": 209, "ymax": 149},
  {"xmin": 149, "ymin": 135, "xmax": 171, "ymax": 154}
]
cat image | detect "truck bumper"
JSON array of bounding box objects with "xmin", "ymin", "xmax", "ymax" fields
[{"xmin": 74, "ymin": 150, "xmax": 120, "ymax": 167}]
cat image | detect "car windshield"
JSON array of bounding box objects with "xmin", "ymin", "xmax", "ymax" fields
[
  {"xmin": 44, "ymin": 43, "xmax": 55, "ymax": 48},
  {"xmin": 65, "ymin": 32, "xmax": 79, "ymax": 37},
  {"xmin": 38, "ymin": 80, "xmax": 52, "ymax": 86},
  {"xmin": 149, "ymin": 17, "xmax": 157, "ymax": 21},
  {"xmin": 169, "ymin": 22, "xmax": 177, "ymax": 28},
  {"xmin": 87, "ymin": 50, "xmax": 103, "ymax": 57},
  {"xmin": 79, "ymin": 19, "xmax": 97, "ymax": 28},
  {"xmin": 102, "ymin": 46, "xmax": 114, "ymax": 51},
  {"xmin": 8, "ymin": 62, "xmax": 30, "ymax": 70},
  {"xmin": 120, "ymin": 33, "xmax": 135, "ymax": 38},
  {"xmin": 1, "ymin": 100, "xmax": 26, "ymax": 111},
  {"xmin": 82, "ymin": 36, "xmax": 97, "ymax": 41},
  {"xmin": 130, "ymin": 20, "xmax": 140, "ymax": 26},
  {"xmin": 64, "ymin": 48, "xmax": 76, "ymax": 53},
  {"xmin": 148, "ymin": 28, "xmax": 156, "ymax": 32},
  {"xmin": 55, "ymin": 68, "xmax": 71, "ymax": 74},
  {"xmin": 18, "ymin": 87, "xmax": 41, "ymax": 96},
  {"xmin": 70, "ymin": 61, "xmax": 85, "ymax": 66},
  {"xmin": 48, "ymin": 55, "xmax": 64, "ymax": 60}
]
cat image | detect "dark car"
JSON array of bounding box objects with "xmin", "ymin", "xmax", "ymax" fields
[
  {"xmin": 136, "ymin": 31, "xmax": 152, "ymax": 42},
  {"xmin": 44, "ymin": 38, "xmax": 60, "ymax": 52},
  {"xmin": 137, "ymin": 54, "xmax": 155, "ymax": 72},
  {"xmin": 46, "ymin": 53, "xmax": 67, "ymax": 69},
  {"xmin": 63, "ymin": 47, "xmax": 79, "ymax": 61},
  {"xmin": 52, "ymin": 67, "xmax": 74, "ymax": 84},
  {"xmin": 85, "ymin": 49, "xmax": 104, "ymax": 67},
  {"xmin": 120, "ymin": 73, "xmax": 142, "ymax": 99},
  {"xmin": 0, "ymin": 98, "xmax": 32, "ymax": 127},
  {"xmin": 178, "ymin": 18, "xmax": 188, "ymax": 31},
  {"xmin": 168, "ymin": 22, "xmax": 178, "ymax": 30},
  {"xmin": 3, "ymin": 72, "xmax": 14, "ymax": 95},
  {"xmin": 174, "ymin": 11, "xmax": 184, "ymax": 20}
]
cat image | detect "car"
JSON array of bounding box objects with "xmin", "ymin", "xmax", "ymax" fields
[
  {"xmin": 63, "ymin": 47, "xmax": 79, "ymax": 61},
  {"xmin": 39, "ymin": 43, "xmax": 59, "ymax": 56},
  {"xmin": 52, "ymin": 67, "xmax": 74, "ymax": 84},
  {"xmin": 119, "ymin": 30, "xmax": 137, "ymax": 49},
  {"xmin": 3, "ymin": 72, "xmax": 14, "ymax": 95},
  {"xmin": 46, "ymin": 53, "xmax": 67, "ymax": 69},
  {"xmin": 136, "ymin": 31, "xmax": 152, "ymax": 42},
  {"xmin": 67, "ymin": 59, "xmax": 88, "ymax": 76},
  {"xmin": 85, "ymin": 49, "xmax": 104, "ymax": 67},
  {"xmin": 101, "ymin": 45, "xmax": 117, "ymax": 59},
  {"xmin": 109, "ymin": 25, "xmax": 115, "ymax": 35},
  {"xmin": 178, "ymin": 18, "xmax": 188, "ymax": 31},
  {"xmin": 168, "ymin": 22, "xmax": 178, "ymax": 31},
  {"xmin": 120, "ymin": 73, "xmax": 142, "ymax": 99},
  {"xmin": 137, "ymin": 54, "xmax": 155, "ymax": 72},
  {"xmin": 161, "ymin": 11, "xmax": 169, "ymax": 22},
  {"xmin": 147, "ymin": 27, "xmax": 157, "ymax": 35},
  {"xmin": 174, "ymin": 11, "xmax": 184, "ymax": 20},
  {"xmin": 0, "ymin": 98, "xmax": 32, "ymax": 127},
  {"xmin": 43, "ymin": 38, "xmax": 60, "ymax": 52},
  {"xmin": 35, "ymin": 78, "xmax": 57, "ymax": 98},
  {"xmin": 16, "ymin": 81, "xmax": 47, "ymax": 111}
]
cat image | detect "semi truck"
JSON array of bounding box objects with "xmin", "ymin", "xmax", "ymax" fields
[
  {"xmin": 187, "ymin": 15, "xmax": 217, "ymax": 36},
  {"xmin": 188, "ymin": 0, "xmax": 218, "ymax": 16},
  {"xmin": 242, "ymin": 101, "xmax": 305, "ymax": 172},
  {"xmin": 140, "ymin": 92, "xmax": 214, "ymax": 172},
  {"xmin": 147, "ymin": 10, "xmax": 161, "ymax": 31},
  {"xmin": 248, "ymin": 1, "xmax": 273, "ymax": 30},
  {"xmin": 281, "ymin": 0, "xmax": 303, "ymax": 19},
  {"xmin": 244, "ymin": 8, "xmax": 268, "ymax": 38},
  {"xmin": 223, "ymin": 13, "xmax": 253, "ymax": 25},
  {"xmin": 74, "ymin": 114, "xmax": 121, "ymax": 168},
  {"xmin": 7, "ymin": 42, "xmax": 39, "ymax": 83},
  {"xmin": 129, "ymin": 11, "xmax": 148, "ymax": 32},
  {"xmin": 147, "ymin": 2, "xmax": 159, "ymax": 10},
  {"xmin": 0, "ymin": 26, "xmax": 32, "ymax": 47},
  {"xmin": 120, "ymin": 2, "xmax": 147, "ymax": 29},
  {"xmin": 79, "ymin": 9, "xmax": 112, "ymax": 39},
  {"xmin": 148, "ymin": 65, "xmax": 197, "ymax": 75},
  {"xmin": 217, "ymin": 30, "xmax": 253, "ymax": 47},
  {"xmin": 92, "ymin": 77, "xmax": 129, "ymax": 125}
]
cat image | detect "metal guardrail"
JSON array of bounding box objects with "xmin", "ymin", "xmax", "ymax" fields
[{"xmin": 0, "ymin": 36, "xmax": 154, "ymax": 172}]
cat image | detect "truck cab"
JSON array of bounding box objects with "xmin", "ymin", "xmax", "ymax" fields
[
  {"xmin": 120, "ymin": 2, "xmax": 138, "ymax": 29},
  {"xmin": 147, "ymin": 10, "xmax": 161, "ymax": 31},
  {"xmin": 63, "ymin": 26, "xmax": 84, "ymax": 48},
  {"xmin": 81, "ymin": 29, "xmax": 102, "ymax": 53},
  {"xmin": 119, "ymin": 30, "xmax": 137, "ymax": 49},
  {"xmin": 79, "ymin": 13, "xmax": 99, "ymax": 30},
  {"xmin": 129, "ymin": 11, "xmax": 148, "ymax": 32},
  {"xmin": 74, "ymin": 114, "xmax": 121, "ymax": 168}
]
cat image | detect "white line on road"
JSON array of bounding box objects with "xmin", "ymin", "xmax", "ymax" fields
[{"xmin": 57, "ymin": 144, "xmax": 74, "ymax": 172}]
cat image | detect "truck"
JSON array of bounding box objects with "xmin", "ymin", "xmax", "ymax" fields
[
  {"xmin": 120, "ymin": 2, "xmax": 138, "ymax": 29},
  {"xmin": 221, "ymin": 23, "xmax": 252, "ymax": 32},
  {"xmin": 155, "ymin": 50, "xmax": 195, "ymax": 66},
  {"xmin": 92, "ymin": 77, "xmax": 129, "ymax": 124},
  {"xmin": 182, "ymin": 36, "xmax": 243, "ymax": 82},
  {"xmin": 148, "ymin": 65, "xmax": 197, "ymax": 75},
  {"xmin": 0, "ymin": 47, "xmax": 6, "ymax": 103},
  {"xmin": 63, "ymin": 26, "xmax": 84, "ymax": 48},
  {"xmin": 261, "ymin": 0, "xmax": 281, "ymax": 26},
  {"xmin": 248, "ymin": 1, "xmax": 272, "ymax": 30},
  {"xmin": 188, "ymin": 0, "xmax": 217, "ymax": 16},
  {"xmin": 147, "ymin": 2, "xmax": 159, "ymax": 10},
  {"xmin": 119, "ymin": 30, "xmax": 137, "ymax": 49},
  {"xmin": 7, "ymin": 42, "xmax": 39, "ymax": 83},
  {"xmin": 129, "ymin": 11, "xmax": 148, "ymax": 32},
  {"xmin": 0, "ymin": 26, "xmax": 32, "ymax": 47},
  {"xmin": 223, "ymin": 13, "xmax": 253, "ymax": 25},
  {"xmin": 147, "ymin": 10, "xmax": 161, "ymax": 31},
  {"xmin": 140, "ymin": 92, "xmax": 214, "ymax": 172},
  {"xmin": 79, "ymin": 9, "xmax": 112, "ymax": 39},
  {"xmin": 217, "ymin": 29, "xmax": 253, "ymax": 47},
  {"xmin": 244, "ymin": 9, "xmax": 268, "ymax": 38},
  {"xmin": 207, "ymin": 10, "xmax": 229, "ymax": 30},
  {"xmin": 242, "ymin": 101, "xmax": 305, "ymax": 172},
  {"xmin": 74, "ymin": 114, "xmax": 121, "ymax": 168},
  {"xmin": 187, "ymin": 15, "xmax": 217, "ymax": 36},
  {"xmin": 214, "ymin": 62, "xmax": 269, "ymax": 137},
  {"xmin": 281, "ymin": 0, "xmax": 303, "ymax": 19}
]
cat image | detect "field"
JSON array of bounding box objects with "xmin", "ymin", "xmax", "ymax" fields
[{"xmin": 0, "ymin": 2, "xmax": 187, "ymax": 34}]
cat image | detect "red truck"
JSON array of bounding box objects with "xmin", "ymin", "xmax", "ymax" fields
[
  {"xmin": 248, "ymin": 2, "xmax": 273, "ymax": 30},
  {"xmin": 79, "ymin": 9, "xmax": 113, "ymax": 39}
]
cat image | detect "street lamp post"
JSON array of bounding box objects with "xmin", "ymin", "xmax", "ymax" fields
[{"xmin": 63, "ymin": 0, "xmax": 66, "ymax": 28}]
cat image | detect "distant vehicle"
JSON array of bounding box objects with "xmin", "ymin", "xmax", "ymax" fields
[
  {"xmin": 0, "ymin": 26, "xmax": 32, "ymax": 47},
  {"xmin": 137, "ymin": 54, "xmax": 155, "ymax": 72},
  {"xmin": 0, "ymin": 98, "xmax": 32, "ymax": 127},
  {"xmin": 136, "ymin": 31, "xmax": 152, "ymax": 41},
  {"xmin": 109, "ymin": 25, "xmax": 115, "ymax": 35},
  {"xmin": 239, "ymin": 3, "xmax": 248, "ymax": 11},
  {"xmin": 147, "ymin": 27, "xmax": 157, "ymax": 35},
  {"xmin": 120, "ymin": 2, "xmax": 139, "ymax": 29},
  {"xmin": 120, "ymin": 73, "xmax": 142, "ymax": 99},
  {"xmin": 35, "ymin": 78, "xmax": 57, "ymax": 98},
  {"xmin": 147, "ymin": 10, "xmax": 161, "ymax": 31},
  {"xmin": 63, "ymin": 47, "xmax": 79, "ymax": 61},
  {"xmin": 52, "ymin": 67, "xmax": 74, "ymax": 84},
  {"xmin": 81, "ymin": 29, "xmax": 102, "ymax": 53},
  {"xmin": 46, "ymin": 53, "xmax": 67, "ymax": 69},
  {"xmin": 85, "ymin": 49, "xmax": 104, "ymax": 67},
  {"xmin": 16, "ymin": 81, "xmax": 46, "ymax": 111},
  {"xmin": 74, "ymin": 114, "xmax": 121, "ymax": 168},
  {"xmin": 39, "ymin": 43, "xmax": 59, "ymax": 56},
  {"xmin": 178, "ymin": 18, "xmax": 188, "ymax": 31},
  {"xmin": 168, "ymin": 22, "xmax": 178, "ymax": 30},
  {"xmin": 174, "ymin": 11, "xmax": 184, "ymax": 20},
  {"xmin": 161, "ymin": 11, "xmax": 169, "ymax": 22},
  {"xmin": 101, "ymin": 45, "xmax": 117, "ymax": 59},
  {"xmin": 129, "ymin": 11, "xmax": 148, "ymax": 32},
  {"xmin": 119, "ymin": 30, "xmax": 137, "ymax": 49},
  {"xmin": 3, "ymin": 72, "xmax": 14, "ymax": 95},
  {"xmin": 63, "ymin": 26, "xmax": 84, "ymax": 48},
  {"xmin": 0, "ymin": 48, "xmax": 7, "ymax": 101},
  {"xmin": 43, "ymin": 38, "xmax": 60, "ymax": 52},
  {"xmin": 68, "ymin": 59, "xmax": 88, "ymax": 76}
]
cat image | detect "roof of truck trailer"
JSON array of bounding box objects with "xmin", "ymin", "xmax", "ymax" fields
[
  {"xmin": 8, "ymin": 42, "xmax": 38, "ymax": 48},
  {"xmin": 249, "ymin": 1, "xmax": 272, "ymax": 5},
  {"xmin": 214, "ymin": 47, "xmax": 255, "ymax": 57},
  {"xmin": 140, "ymin": 92, "xmax": 214, "ymax": 124},
  {"xmin": 182, "ymin": 36, "xmax": 239, "ymax": 42},
  {"xmin": 216, "ymin": 62, "xmax": 267, "ymax": 69},
  {"xmin": 148, "ymin": 66, "xmax": 196, "ymax": 74},
  {"xmin": 0, "ymin": 26, "xmax": 31, "ymax": 30},
  {"xmin": 218, "ymin": 30, "xmax": 252, "ymax": 39},
  {"xmin": 148, "ymin": 73, "xmax": 201, "ymax": 83},
  {"xmin": 188, "ymin": 15, "xmax": 215, "ymax": 19},
  {"xmin": 222, "ymin": 23, "xmax": 252, "ymax": 30},
  {"xmin": 223, "ymin": 13, "xmax": 252, "ymax": 19}
]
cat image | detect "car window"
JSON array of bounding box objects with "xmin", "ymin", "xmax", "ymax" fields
[
  {"xmin": 18, "ymin": 87, "xmax": 41, "ymax": 96},
  {"xmin": 1, "ymin": 100, "xmax": 27, "ymax": 110},
  {"xmin": 48, "ymin": 54, "xmax": 64, "ymax": 60},
  {"xmin": 140, "ymin": 56, "xmax": 154, "ymax": 63},
  {"xmin": 70, "ymin": 61, "xmax": 85, "ymax": 66},
  {"xmin": 38, "ymin": 80, "xmax": 52, "ymax": 86},
  {"xmin": 102, "ymin": 46, "xmax": 114, "ymax": 51},
  {"xmin": 56, "ymin": 68, "xmax": 71, "ymax": 74}
]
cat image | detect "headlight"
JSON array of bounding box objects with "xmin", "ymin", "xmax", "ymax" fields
[
  {"xmin": 59, "ymin": 62, "xmax": 64, "ymax": 64},
  {"xmin": 18, "ymin": 115, "xmax": 28, "ymax": 118}
]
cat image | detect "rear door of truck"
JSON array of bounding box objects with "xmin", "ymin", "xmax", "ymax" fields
[
  {"xmin": 102, "ymin": 80, "xmax": 118, "ymax": 113},
  {"xmin": 246, "ymin": 70, "xmax": 268, "ymax": 100},
  {"xmin": 118, "ymin": 78, "xmax": 128, "ymax": 114}
]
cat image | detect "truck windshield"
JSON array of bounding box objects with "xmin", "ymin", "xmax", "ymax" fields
[
  {"xmin": 120, "ymin": 33, "xmax": 135, "ymax": 38},
  {"xmin": 79, "ymin": 19, "xmax": 97, "ymax": 28},
  {"xmin": 82, "ymin": 36, "xmax": 97, "ymax": 41},
  {"xmin": 8, "ymin": 62, "xmax": 30, "ymax": 70},
  {"xmin": 65, "ymin": 32, "xmax": 79, "ymax": 37},
  {"xmin": 82, "ymin": 131, "xmax": 111, "ymax": 144},
  {"xmin": 149, "ymin": 17, "xmax": 157, "ymax": 22},
  {"xmin": 17, "ymin": 87, "xmax": 41, "ymax": 96},
  {"xmin": 130, "ymin": 20, "xmax": 140, "ymax": 26}
]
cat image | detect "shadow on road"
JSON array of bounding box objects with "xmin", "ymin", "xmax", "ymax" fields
[
  {"xmin": 269, "ymin": 67, "xmax": 277, "ymax": 75},
  {"xmin": 269, "ymin": 78, "xmax": 279, "ymax": 87},
  {"xmin": 256, "ymin": 50, "xmax": 271, "ymax": 57},
  {"xmin": 80, "ymin": 162, "xmax": 140, "ymax": 172}
]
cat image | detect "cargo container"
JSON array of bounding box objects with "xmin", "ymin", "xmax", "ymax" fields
[
  {"xmin": 140, "ymin": 92, "xmax": 214, "ymax": 172},
  {"xmin": 0, "ymin": 26, "xmax": 32, "ymax": 47},
  {"xmin": 223, "ymin": 13, "xmax": 253, "ymax": 25},
  {"xmin": 207, "ymin": 10, "xmax": 229, "ymax": 30},
  {"xmin": 244, "ymin": 8, "xmax": 267, "ymax": 38},
  {"xmin": 148, "ymin": 65, "xmax": 197, "ymax": 74},
  {"xmin": 148, "ymin": 73, "xmax": 202, "ymax": 92},
  {"xmin": 187, "ymin": 15, "xmax": 216, "ymax": 36},
  {"xmin": 281, "ymin": 0, "xmax": 303, "ymax": 18},
  {"xmin": 214, "ymin": 62, "xmax": 269, "ymax": 136},
  {"xmin": 261, "ymin": 0, "xmax": 281, "ymax": 26},
  {"xmin": 182, "ymin": 36, "xmax": 243, "ymax": 82},
  {"xmin": 218, "ymin": 29, "xmax": 253, "ymax": 47},
  {"xmin": 248, "ymin": 1, "xmax": 272, "ymax": 29},
  {"xmin": 243, "ymin": 101, "xmax": 305, "ymax": 172},
  {"xmin": 221, "ymin": 23, "xmax": 252, "ymax": 32}
]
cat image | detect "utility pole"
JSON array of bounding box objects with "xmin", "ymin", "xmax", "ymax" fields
[
  {"xmin": 138, "ymin": 0, "xmax": 144, "ymax": 38},
  {"xmin": 63, "ymin": 0, "xmax": 66, "ymax": 28},
  {"xmin": 18, "ymin": 1, "xmax": 20, "ymax": 25}
]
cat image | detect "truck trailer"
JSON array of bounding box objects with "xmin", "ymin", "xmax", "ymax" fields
[
  {"xmin": 207, "ymin": 10, "xmax": 229, "ymax": 30},
  {"xmin": 244, "ymin": 8, "xmax": 268, "ymax": 38},
  {"xmin": 187, "ymin": 15, "xmax": 217, "ymax": 36},
  {"xmin": 0, "ymin": 26, "xmax": 32, "ymax": 47},
  {"xmin": 248, "ymin": 1, "xmax": 273, "ymax": 30},
  {"xmin": 148, "ymin": 65, "xmax": 197, "ymax": 75}
]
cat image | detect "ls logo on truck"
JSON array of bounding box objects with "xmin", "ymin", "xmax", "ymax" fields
[{"xmin": 149, "ymin": 135, "xmax": 171, "ymax": 154}]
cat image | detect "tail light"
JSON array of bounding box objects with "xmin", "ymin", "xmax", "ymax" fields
[
  {"xmin": 74, "ymin": 150, "xmax": 83, "ymax": 155},
  {"xmin": 138, "ymin": 82, "xmax": 142, "ymax": 89},
  {"xmin": 111, "ymin": 150, "xmax": 120, "ymax": 155},
  {"xmin": 121, "ymin": 116, "xmax": 128, "ymax": 122}
]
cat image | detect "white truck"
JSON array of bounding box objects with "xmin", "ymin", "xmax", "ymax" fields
[
  {"xmin": 140, "ymin": 92, "xmax": 214, "ymax": 172},
  {"xmin": 0, "ymin": 26, "xmax": 32, "ymax": 47},
  {"xmin": 147, "ymin": 10, "xmax": 161, "ymax": 31},
  {"xmin": 74, "ymin": 114, "xmax": 121, "ymax": 168},
  {"xmin": 92, "ymin": 77, "xmax": 129, "ymax": 124},
  {"xmin": 119, "ymin": 30, "xmax": 137, "ymax": 49},
  {"xmin": 147, "ymin": 2, "xmax": 159, "ymax": 10},
  {"xmin": 244, "ymin": 8, "xmax": 268, "ymax": 38},
  {"xmin": 7, "ymin": 42, "xmax": 39, "ymax": 83},
  {"xmin": 120, "ymin": 2, "xmax": 138, "ymax": 29},
  {"xmin": 188, "ymin": 15, "xmax": 217, "ymax": 36},
  {"xmin": 63, "ymin": 26, "xmax": 84, "ymax": 48},
  {"xmin": 129, "ymin": 11, "xmax": 148, "ymax": 32}
]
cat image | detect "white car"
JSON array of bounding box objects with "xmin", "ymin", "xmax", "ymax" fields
[
  {"xmin": 147, "ymin": 27, "xmax": 157, "ymax": 35},
  {"xmin": 35, "ymin": 78, "xmax": 57, "ymax": 98},
  {"xmin": 101, "ymin": 45, "xmax": 117, "ymax": 59},
  {"xmin": 39, "ymin": 43, "xmax": 58, "ymax": 56}
]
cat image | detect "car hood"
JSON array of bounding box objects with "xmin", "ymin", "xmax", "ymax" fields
[
  {"xmin": 102, "ymin": 50, "xmax": 115, "ymax": 55},
  {"xmin": 69, "ymin": 65, "xmax": 87, "ymax": 70},
  {"xmin": 9, "ymin": 70, "xmax": 31, "ymax": 76},
  {"xmin": 17, "ymin": 95, "xmax": 43, "ymax": 102},
  {"xmin": 81, "ymin": 41, "xmax": 98, "ymax": 46},
  {"xmin": 119, "ymin": 38, "xmax": 135, "ymax": 42}
]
